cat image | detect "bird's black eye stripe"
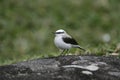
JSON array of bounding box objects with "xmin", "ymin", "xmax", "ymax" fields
[{"xmin": 56, "ymin": 32, "xmax": 64, "ymax": 34}]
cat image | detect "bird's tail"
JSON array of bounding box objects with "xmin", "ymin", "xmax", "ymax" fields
[
  {"xmin": 72, "ymin": 45, "xmax": 86, "ymax": 51},
  {"xmin": 78, "ymin": 46, "xmax": 86, "ymax": 51}
]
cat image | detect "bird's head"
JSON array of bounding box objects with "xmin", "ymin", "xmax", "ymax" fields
[{"xmin": 54, "ymin": 29, "xmax": 67, "ymax": 36}]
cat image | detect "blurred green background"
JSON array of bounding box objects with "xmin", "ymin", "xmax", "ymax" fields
[{"xmin": 0, "ymin": 0, "xmax": 120, "ymax": 65}]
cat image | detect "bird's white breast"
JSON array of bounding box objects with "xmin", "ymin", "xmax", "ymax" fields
[{"xmin": 54, "ymin": 36, "xmax": 72, "ymax": 50}]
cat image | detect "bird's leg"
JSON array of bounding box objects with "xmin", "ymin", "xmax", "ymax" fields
[
  {"xmin": 62, "ymin": 49, "xmax": 69, "ymax": 55},
  {"xmin": 65, "ymin": 49, "xmax": 69, "ymax": 54},
  {"xmin": 60, "ymin": 49, "xmax": 66, "ymax": 55}
]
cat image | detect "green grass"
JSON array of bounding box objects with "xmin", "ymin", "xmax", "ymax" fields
[{"xmin": 0, "ymin": 0, "xmax": 120, "ymax": 65}]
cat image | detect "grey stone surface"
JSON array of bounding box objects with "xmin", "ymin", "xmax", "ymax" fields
[{"xmin": 0, "ymin": 55, "xmax": 120, "ymax": 80}]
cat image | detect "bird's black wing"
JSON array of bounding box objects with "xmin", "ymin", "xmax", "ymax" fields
[{"xmin": 62, "ymin": 37, "xmax": 78, "ymax": 45}]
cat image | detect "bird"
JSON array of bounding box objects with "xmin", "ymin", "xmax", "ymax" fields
[{"xmin": 54, "ymin": 29, "xmax": 86, "ymax": 55}]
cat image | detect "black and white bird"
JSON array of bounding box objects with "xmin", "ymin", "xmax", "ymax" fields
[{"xmin": 54, "ymin": 29, "xmax": 85, "ymax": 55}]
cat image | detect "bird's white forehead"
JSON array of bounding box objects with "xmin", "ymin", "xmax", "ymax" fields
[{"xmin": 56, "ymin": 29, "xmax": 65, "ymax": 33}]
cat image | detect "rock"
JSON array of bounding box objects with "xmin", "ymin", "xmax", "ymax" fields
[{"xmin": 0, "ymin": 55, "xmax": 120, "ymax": 80}]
